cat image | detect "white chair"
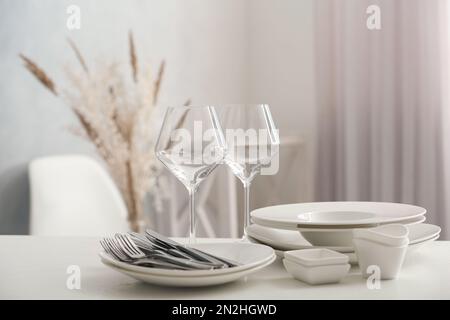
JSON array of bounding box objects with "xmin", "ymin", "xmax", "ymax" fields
[{"xmin": 29, "ymin": 155, "xmax": 129, "ymax": 236}]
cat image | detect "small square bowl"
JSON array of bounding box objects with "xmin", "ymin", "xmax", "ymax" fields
[
  {"xmin": 283, "ymin": 259, "xmax": 350, "ymax": 285},
  {"xmin": 284, "ymin": 248, "xmax": 349, "ymax": 267}
]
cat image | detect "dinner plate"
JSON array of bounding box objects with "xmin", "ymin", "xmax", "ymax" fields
[
  {"xmin": 251, "ymin": 202, "xmax": 426, "ymax": 229},
  {"xmin": 103, "ymin": 254, "xmax": 276, "ymax": 287},
  {"xmin": 100, "ymin": 242, "xmax": 275, "ymax": 277}
]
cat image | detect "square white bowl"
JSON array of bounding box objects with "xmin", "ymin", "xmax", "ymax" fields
[
  {"xmin": 283, "ymin": 258, "xmax": 350, "ymax": 285},
  {"xmin": 284, "ymin": 248, "xmax": 349, "ymax": 267}
]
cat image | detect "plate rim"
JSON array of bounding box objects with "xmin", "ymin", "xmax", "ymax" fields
[
  {"xmin": 99, "ymin": 242, "xmax": 275, "ymax": 277},
  {"xmin": 102, "ymin": 254, "xmax": 276, "ymax": 287},
  {"xmin": 251, "ymin": 202, "xmax": 427, "ymax": 227}
]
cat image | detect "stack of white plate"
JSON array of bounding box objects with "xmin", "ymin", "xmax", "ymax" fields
[
  {"xmin": 100, "ymin": 242, "xmax": 275, "ymax": 287},
  {"xmin": 247, "ymin": 202, "xmax": 441, "ymax": 263}
]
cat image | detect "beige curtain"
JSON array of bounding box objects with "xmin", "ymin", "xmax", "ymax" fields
[{"xmin": 314, "ymin": 0, "xmax": 450, "ymax": 238}]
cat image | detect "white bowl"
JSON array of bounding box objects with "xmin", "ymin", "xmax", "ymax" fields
[
  {"xmin": 353, "ymin": 238, "xmax": 408, "ymax": 280},
  {"xmin": 246, "ymin": 224, "xmax": 354, "ymax": 252},
  {"xmin": 284, "ymin": 248, "xmax": 349, "ymax": 267},
  {"xmin": 283, "ymin": 258, "xmax": 350, "ymax": 285},
  {"xmin": 353, "ymin": 224, "xmax": 409, "ymax": 247},
  {"xmin": 300, "ymin": 230, "xmax": 354, "ymax": 247},
  {"xmin": 299, "ymin": 216, "xmax": 423, "ymax": 247}
]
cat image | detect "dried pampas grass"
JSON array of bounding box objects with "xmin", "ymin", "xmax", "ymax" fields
[
  {"xmin": 20, "ymin": 31, "xmax": 190, "ymax": 231},
  {"xmin": 20, "ymin": 54, "xmax": 57, "ymax": 95},
  {"xmin": 129, "ymin": 31, "xmax": 138, "ymax": 83}
]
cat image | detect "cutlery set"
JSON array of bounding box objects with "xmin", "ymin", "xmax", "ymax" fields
[{"xmin": 100, "ymin": 229, "xmax": 239, "ymax": 271}]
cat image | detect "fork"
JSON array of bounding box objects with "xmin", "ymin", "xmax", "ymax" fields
[
  {"xmin": 130, "ymin": 232, "xmax": 226, "ymax": 266},
  {"xmin": 145, "ymin": 229, "xmax": 240, "ymax": 267},
  {"xmin": 105, "ymin": 235, "xmax": 216, "ymax": 270},
  {"xmin": 101, "ymin": 239, "xmax": 189, "ymax": 269},
  {"xmin": 115, "ymin": 233, "xmax": 145, "ymax": 259}
]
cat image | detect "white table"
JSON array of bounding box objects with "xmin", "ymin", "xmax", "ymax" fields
[{"xmin": 1, "ymin": 236, "xmax": 449, "ymax": 299}]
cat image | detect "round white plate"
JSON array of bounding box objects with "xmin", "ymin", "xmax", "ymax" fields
[
  {"xmin": 296, "ymin": 216, "xmax": 425, "ymax": 231},
  {"xmin": 251, "ymin": 202, "xmax": 426, "ymax": 229},
  {"xmin": 247, "ymin": 222, "xmax": 439, "ymax": 252},
  {"xmin": 408, "ymin": 235, "xmax": 440, "ymax": 254},
  {"xmin": 408, "ymin": 223, "xmax": 441, "ymax": 244},
  {"xmin": 103, "ymin": 254, "xmax": 276, "ymax": 287},
  {"xmin": 100, "ymin": 242, "xmax": 275, "ymax": 277}
]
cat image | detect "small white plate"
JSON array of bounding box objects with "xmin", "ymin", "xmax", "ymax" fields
[
  {"xmin": 100, "ymin": 242, "xmax": 275, "ymax": 277},
  {"xmin": 251, "ymin": 202, "xmax": 426, "ymax": 228},
  {"xmin": 104, "ymin": 255, "xmax": 276, "ymax": 287}
]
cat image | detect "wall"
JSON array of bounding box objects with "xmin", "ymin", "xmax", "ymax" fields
[
  {"xmin": 0, "ymin": 0, "xmax": 316, "ymax": 234},
  {"xmin": 0, "ymin": 0, "xmax": 254, "ymax": 233},
  {"xmin": 248, "ymin": 0, "xmax": 316, "ymax": 202}
]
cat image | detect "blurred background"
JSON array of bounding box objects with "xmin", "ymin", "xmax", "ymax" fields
[{"xmin": 0, "ymin": 0, "xmax": 449, "ymax": 238}]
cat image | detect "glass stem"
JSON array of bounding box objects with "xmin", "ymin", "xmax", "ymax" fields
[
  {"xmin": 188, "ymin": 188, "xmax": 196, "ymax": 244},
  {"xmin": 243, "ymin": 181, "xmax": 252, "ymax": 237}
]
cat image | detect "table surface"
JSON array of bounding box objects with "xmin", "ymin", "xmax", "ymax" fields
[{"xmin": 1, "ymin": 236, "xmax": 449, "ymax": 299}]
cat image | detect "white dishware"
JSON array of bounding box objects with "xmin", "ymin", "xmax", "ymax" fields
[
  {"xmin": 246, "ymin": 218, "xmax": 426, "ymax": 251},
  {"xmin": 246, "ymin": 223, "xmax": 353, "ymax": 252},
  {"xmin": 105, "ymin": 254, "xmax": 276, "ymax": 287},
  {"xmin": 353, "ymin": 225, "xmax": 409, "ymax": 280},
  {"xmin": 267, "ymin": 236, "xmax": 437, "ymax": 263},
  {"xmin": 407, "ymin": 234, "xmax": 440, "ymax": 254},
  {"xmin": 251, "ymin": 202, "xmax": 426, "ymax": 230},
  {"xmin": 408, "ymin": 223, "xmax": 441, "ymax": 244},
  {"xmin": 299, "ymin": 216, "xmax": 424, "ymax": 247},
  {"xmin": 247, "ymin": 222, "xmax": 440, "ymax": 266},
  {"xmin": 284, "ymin": 248, "xmax": 349, "ymax": 266},
  {"xmin": 353, "ymin": 224, "xmax": 409, "ymax": 247},
  {"xmin": 274, "ymin": 248, "xmax": 358, "ymax": 264},
  {"xmin": 295, "ymin": 215, "xmax": 425, "ymax": 231},
  {"xmin": 100, "ymin": 242, "xmax": 275, "ymax": 277},
  {"xmin": 353, "ymin": 238, "xmax": 408, "ymax": 280},
  {"xmin": 282, "ymin": 249, "xmax": 350, "ymax": 285}
]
